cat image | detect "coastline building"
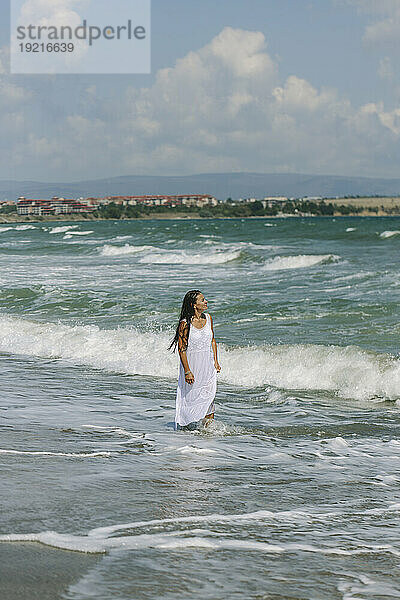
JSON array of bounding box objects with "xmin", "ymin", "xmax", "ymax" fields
[
  {"xmin": 17, "ymin": 197, "xmax": 97, "ymax": 216},
  {"xmin": 232, "ymin": 196, "xmax": 289, "ymax": 208},
  {"xmin": 16, "ymin": 194, "xmax": 217, "ymax": 215},
  {"xmin": 103, "ymin": 194, "xmax": 218, "ymax": 207},
  {"xmin": 262, "ymin": 196, "xmax": 288, "ymax": 208}
]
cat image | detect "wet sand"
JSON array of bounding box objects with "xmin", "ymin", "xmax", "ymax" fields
[{"xmin": 0, "ymin": 544, "xmax": 100, "ymax": 600}]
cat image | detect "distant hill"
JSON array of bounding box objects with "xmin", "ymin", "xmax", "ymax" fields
[{"xmin": 2, "ymin": 172, "xmax": 400, "ymax": 201}]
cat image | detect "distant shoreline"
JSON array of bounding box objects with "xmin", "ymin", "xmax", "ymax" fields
[
  {"xmin": 2, "ymin": 213, "xmax": 400, "ymax": 224},
  {"xmin": 2, "ymin": 196, "xmax": 400, "ymax": 223}
]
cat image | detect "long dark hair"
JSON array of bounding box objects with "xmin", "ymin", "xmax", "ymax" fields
[{"xmin": 168, "ymin": 290, "xmax": 202, "ymax": 352}]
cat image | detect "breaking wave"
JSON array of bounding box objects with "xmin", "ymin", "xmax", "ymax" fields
[
  {"xmin": 379, "ymin": 230, "xmax": 400, "ymax": 239},
  {"xmin": 100, "ymin": 244, "xmax": 157, "ymax": 256},
  {"xmin": 0, "ymin": 315, "xmax": 400, "ymax": 401},
  {"xmin": 49, "ymin": 225, "xmax": 79, "ymax": 234},
  {"xmin": 2, "ymin": 505, "xmax": 400, "ymax": 554},
  {"xmin": 99, "ymin": 244, "xmax": 241, "ymax": 264},
  {"xmin": 262, "ymin": 254, "xmax": 340, "ymax": 271}
]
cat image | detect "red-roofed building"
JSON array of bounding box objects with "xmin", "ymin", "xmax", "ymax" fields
[
  {"xmin": 104, "ymin": 194, "xmax": 217, "ymax": 207},
  {"xmin": 17, "ymin": 197, "xmax": 96, "ymax": 215}
]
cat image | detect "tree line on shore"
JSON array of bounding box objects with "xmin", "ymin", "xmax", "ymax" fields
[
  {"xmin": 2, "ymin": 199, "xmax": 400, "ymax": 219},
  {"xmin": 93, "ymin": 199, "xmax": 395, "ymax": 218}
]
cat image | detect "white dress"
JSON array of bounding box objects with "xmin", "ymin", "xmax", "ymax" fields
[{"xmin": 175, "ymin": 313, "xmax": 217, "ymax": 428}]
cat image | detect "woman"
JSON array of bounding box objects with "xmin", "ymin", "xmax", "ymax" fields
[{"xmin": 169, "ymin": 290, "xmax": 221, "ymax": 430}]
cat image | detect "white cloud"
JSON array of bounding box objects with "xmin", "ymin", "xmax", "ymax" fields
[
  {"xmin": 336, "ymin": 1, "xmax": 400, "ymax": 100},
  {"xmin": 1, "ymin": 26, "xmax": 400, "ymax": 179},
  {"xmin": 15, "ymin": 0, "xmax": 90, "ymax": 66},
  {"xmin": 378, "ymin": 56, "xmax": 394, "ymax": 81},
  {"xmin": 364, "ymin": 16, "xmax": 400, "ymax": 44},
  {"xmin": 19, "ymin": 0, "xmax": 88, "ymax": 21},
  {"xmin": 377, "ymin": 107, "xmax": 400, "ymax": 136},
  {"xmin": 340, "ymin": 0, "xmax": 400, "ymax": 44},
  {"xmin": 0, "ymin": 47, "xmax": 32, "ymax": 148},
  {"xmin": 340, "ymin": 1, "xmax": 400, "ymax": 16}
]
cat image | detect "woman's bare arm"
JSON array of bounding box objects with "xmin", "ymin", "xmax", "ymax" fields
[
  {"xmin": 209, "ymin": 314, "xmax": 221, "ymax": 372},
  {"xmin": 178, "ymin": 321, "xmax": 194, "ymax": 383}
]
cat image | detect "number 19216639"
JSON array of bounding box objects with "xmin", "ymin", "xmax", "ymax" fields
[{"xmin": 19, "ymin": 42, "xmax": 75, "ymax": 52}]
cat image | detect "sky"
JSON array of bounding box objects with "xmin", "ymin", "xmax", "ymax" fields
[{"xmin": 1, "ymin": 0, "xmax": 400, "ymax": 182}]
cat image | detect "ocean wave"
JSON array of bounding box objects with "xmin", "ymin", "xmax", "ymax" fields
[
  {"xmin": 379, "ymin": 230, "xmax": 400, "ymax": 239},
  {"xmin": 201, "ymin": 239, "xmax": 277, "ymax": 252},
  {"xmin": 99, "ymin": 244, "xmax": 241, "ymax": 264},
  {"xmin": 164, "ymin": 445, "xmax": 218, "ymax": 455},
  {"xmin": 2, "ymin": 507, "xmax": 400, "ymax": 555},
  {"xmin": 49, "ymin": 225, "xmax": 79, "ymax": 234},
  {"xmin": 0, "ymin": 531, "xmax": 356, "ymax": 555},
  {"xmin": 1, "ymin": 315, "xmax": 400, "ymax": 401},
  {"xmin": 330, "ymin": 271, "xmax": 375, "ymax": 283},
  {"xmin": 99, "ymin": 244, "xmax": 157, "ymax": 256},
  {"xmin": 0, "ymin": 449, "xmax": 110, "ymax": 458},
  {"xmin": 138, "ymin": 249, "xmax": 241, "ymax": 264},
  {"xmin": 0, "ymin": 227, "xmax": 14, "ymax": 233},
  {"xmin": 15, "ymin": 225, "xmax": 36, "ymax": 231},
  {"xmin": 0, "ymin": 531, "xmax": 324, "ymax": 556},
  {"xmin": 262, "ymin": 254, "xmax": 340, "ymax": 271},
  {"xmin": 63, "ymin": 231, "xmax": 94, "ymax": 239},
  {"xmin": 65, "ymin": 230, "xmax": 93, "ymax": 236},
  {"xmin": 111, "ymin": 235, "xmax": 133, "ymax": 242}
]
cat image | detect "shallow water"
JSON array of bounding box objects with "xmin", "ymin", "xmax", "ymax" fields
[{"xmin": 1, "ymin": 217, "xmax": 400, "ymax": 599}]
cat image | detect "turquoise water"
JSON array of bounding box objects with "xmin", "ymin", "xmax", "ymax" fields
[{"xmin": 1, "ymin": 217, "xmax": 400, "ymax": 599}]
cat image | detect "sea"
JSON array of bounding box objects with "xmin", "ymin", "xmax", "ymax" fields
[{"xmin": 1, "ymin": 216, "xmax": 400, "ymax": 600}]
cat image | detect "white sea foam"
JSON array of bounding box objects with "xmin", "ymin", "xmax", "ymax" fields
[
  {"xmin": 82, "ymin": 425, "xmax": 134, "ymax": 437},
  {"xmin": 80, "ymin": 425, "xmax": 154, "ymax": 447},
  {"xmin": 0, "ymin": 227, "xmax": 14, "ymax": 233},
  {"xmin": 331, "ymin": 271, "xmax": 375, "ymax": 283},
  {"xmin": 325, "ymin": 437, "xmax": 349, "ymax": 451},
  {"xmin": 262, "ymin": 254, "xmax": 339, "ymax": 271},
  {"xmin": 89, "ymin": 509, "xmax": 299, "ymax": 538},
  {"xmin": 49, "ymin": 225, "xmax": 79, "ymax": 234},
  {"xmin": 222, "ymin": 342, "xmax": 400, "ymax": 400},
  {"xmin": 0, "ymin": 448, "xmax": 110, "ymax": 458},
  {"xmin": 63, "ymin": 231, "xmax": 93, "ymax": 239},
  {"xmin": 2, "ymin": 530, "xmax": 397, "ymax": 556},
  {"xmin": 379, "ymin": 230, "xmax": 400, "ymax": 239},
  {"xmin": 201, "ymin": 239, "xmax": 276, "ymax": 252},
  {"xmin": 138, "ymin": 249, "xmax": 241, "ymax": 265},
  {"xmin": 2, "ymin": 511, "xmax": 399, "ymax": 556},
  {"xmin": 346, "ymin": 227, "xmax": 356, "ymax": 232},
  {"xmin": 338, "ymin": 576, "xmax": 400, "ymax": 600},
  {"xmin": 64, "ymin": 231, "xmax": 93, "ymax": 239},
  {"xmin": 111, "ymin": 235, "xmax": 133, "ymax": 242},
  {"xmin": 375, "ymin": 475, "xmax": 399, "ymax": 486},
  {"xmin": 15, "ymin": 224, "xmax": 36, "ymax": 230},
  {"xmin": 0, "ymin": 509, "xmax": 301, "ymax": 553},
  {"xmin": 0, "ymin": 530, "xmax": 286, "ymax": 554},
  {"xmin": 3, "ymin": 502, "xmax": 400, "ymax": 555},
  {"xmin": 1, "ymin": 315, "xmax": 400, "ymax": 400},
  {"xmin": 99, "ymin": 243, "xmax": 241, "ymax": 264},
  {"xmin": 99, "ymin": 244, "xmax": 156, "ymax": 256},
  {"xmin": 167, "ymin": 445, "xmax": 218, "ymax": 455}
]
